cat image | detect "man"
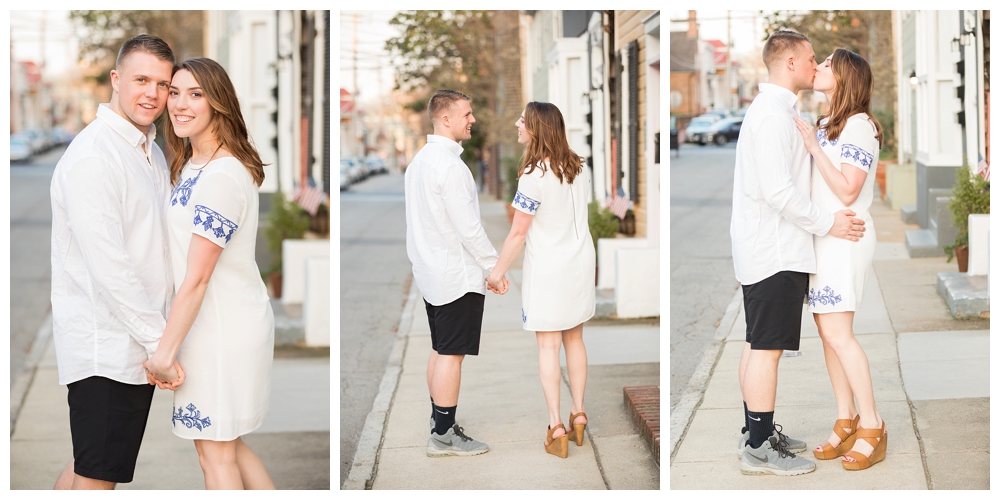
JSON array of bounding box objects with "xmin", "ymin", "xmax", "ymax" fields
[
  {"xmin": 731, "ymin": 30, "xmax": 866, "ymax": 476},
  {"xmin": 50, "ymin": 34, "xmax": 182, "ymax": 489},
  {"xmin": 404, "ymin": 89, "xmax": 506, "ymax": 457}
]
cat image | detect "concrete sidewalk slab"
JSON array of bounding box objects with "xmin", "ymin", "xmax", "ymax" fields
[{"xmin": 897, "ymin": 330, "xmax": 990, "ymax": 400}]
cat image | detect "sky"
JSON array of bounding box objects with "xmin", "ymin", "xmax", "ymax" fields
[
  {"xmin": 339, "ymin": 10, "xmax": 401, "ymax": 104},
  {"xmin": 9, "ymin": 10, "xmax": 79, "ymax": 78},
  {"xmin": 669, "ymin": 10, "xmax": 767, "ymax": 56}
]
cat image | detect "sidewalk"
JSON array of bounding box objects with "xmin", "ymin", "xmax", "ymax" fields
[
  {"xmin": 669, "ymin": 200, "xmax": 990, "ymax": 489},
  {"xmin": 9, "ymin": 321, "xmax": 331, "ymax": 489},
  {"xmin": 345, "ymin": 197, "xmax": 661, "ymax": 489}
]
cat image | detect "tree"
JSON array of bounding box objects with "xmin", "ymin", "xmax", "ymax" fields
[
  {"xmin": 762, "ymin": 11, "xmax": 897, "ymax": 159},
  {"xmin": 384, "ymin": 10, "xmax": 497, "ymax": 168},
  {"xmin": 70, "ymin": 10, "xmax": 205, "ymax": 85}
]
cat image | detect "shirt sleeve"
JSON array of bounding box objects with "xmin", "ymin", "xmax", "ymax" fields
[
  {"xmin": 837, "ymin": 118, "xmax": 879, "ymax": 173},
  {"xmin": 59, "ymin": 157, "xmax": 166, "ymax": 356},
  {"xmin": 188, "ymin": 170, "xmax": 246, "ymax": 248},
  {"xmin": 438, "ymin": 162, "xmax": 499, "ymax": 271},
  {"xmin": 512, "ymin": 168, "xmax": 542, "ymax": 215},
  {"xmin": 751, "ymin": 115, "xmax": 834, "ymax": 236}
]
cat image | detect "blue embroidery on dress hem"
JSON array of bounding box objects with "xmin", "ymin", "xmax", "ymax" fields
[
  {"xmin": 170, "ymin": 170, "xmax": 202, "ymax": 207},
  {"xmin": 840, "ymin": 143, "xmax": 874, "ymax": 169},
  {"xmin": 521, "ymin": 308, "xmax": 527, "ymax": 324},
  {"xmin": 513, "ymin": 190, "xmax": 540, "ymax": 214},
  {"xmin": 193, "ymin": 205, "xmax": 238, "ymax": 243},
  {"xmin": 172, "ymin": 403, "xmax": 212, "ymax": 431},
  {"xmin": 808, "ymin": 286, "xmax": 843, "ymax": 307}
]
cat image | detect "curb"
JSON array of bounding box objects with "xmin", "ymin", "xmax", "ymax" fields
[
  {"xmin": 624, "ymin": 386, "xmax": 660, "ymax": 465},
  {"xmin": 10, "ymin": 313, "xmax": 53, "ymax": 435},
  {"xmin": 343, "ymin": 281, "xmax": 418, "ymax": 490},
  {"xmin": 669, "ymin": 286, "xmax": 741, "ymax": 461}
]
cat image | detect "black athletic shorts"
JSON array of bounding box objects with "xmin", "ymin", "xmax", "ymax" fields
[
  {"xmin": 425, "ymin": 292, "xmax": 486, "ymax": 356},
  {"xmin": 67, "ymin": 376, "xmax": 155, "ymax": 484},
  {"xmin": 742, "ymin": 271, "xmax": 809, "ymax": 351}
]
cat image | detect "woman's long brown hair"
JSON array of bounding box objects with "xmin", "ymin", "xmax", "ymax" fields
[
  {"xmin": 163, "ymin": 57, "xmax": 267, "ymax": 186},
  {"xmin": 816, "ymin": 48, "xmax": 884, "ymax": 148},
  {"xmin": 518, "ymin": 102, "xmax": 584, "ymax": 183}
]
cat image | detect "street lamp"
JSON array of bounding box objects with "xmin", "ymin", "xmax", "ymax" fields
[{"xmin": 909, "ymin": 70, "xmax": 918, "ymax": 90}]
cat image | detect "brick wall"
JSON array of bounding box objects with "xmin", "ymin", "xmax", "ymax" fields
[{"xmin": 616, "ymin": 10, "xmax": 654, "ymax": 238}]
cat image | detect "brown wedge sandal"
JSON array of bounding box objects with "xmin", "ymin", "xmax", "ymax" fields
[
  {"xmin": 842, "ymin": 420, "xmax": 887, "ymax": 470},
  {"xmin": 813, "ymin": 414, "xmax": 860, "ymax": 460},
  {"xmin": 566, "ymin": 412, "xmax": 587, "ymax": 446},
  {"xmin": 545, "ymin": 424, "xmax": 569, "ymax": 458}
]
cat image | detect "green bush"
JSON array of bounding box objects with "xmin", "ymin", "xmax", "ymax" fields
[
  {"xmin": 588, "ymin": 201, "xmax": 620, "ymax": 254},
  {"xmin": 503, "ymin": 156, "xmax": 521, "ymax": 202},
  {"xmin": 263, "ymin": 191, "xmax": 310, "ymax": 274},
  {"xmin": 944, "ymin": 166, "xmax": 990, "ymax": 261}
]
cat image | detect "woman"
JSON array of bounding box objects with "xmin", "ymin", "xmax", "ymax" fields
[
  {"xmin": 486, "ymin": 102, "xmax": 596, "ymax": 459},
  {"xmin": 793, "ymin": 48, "xmax": 886, "ymax": 471},
  {"xmin": 144, "ymin": 58, "xmax": 275, "ymax": 488}
]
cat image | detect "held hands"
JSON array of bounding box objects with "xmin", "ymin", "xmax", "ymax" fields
[
  {"xmin": 144, "ymin": 356, "xmax": 186, "ymax": 390},
  {"xmin": 793, "ymin": 115, "xmax": 821, "ymax": 155},
  {"xmin": 485, "ymin": 273, "xmax": 509, "ymax": 295},
  {"xmin": 831, "ymin": 209, "xmax": 866, "ymax": 242}
]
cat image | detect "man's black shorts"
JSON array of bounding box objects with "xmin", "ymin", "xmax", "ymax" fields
[
  {"xmin": 742, "ymin": 271, "xmax": 809, "ymax": 351},
  {"xmin": 425, "ymin": 292, "xmax": 486, "ymax": 356},
  {"xmin": 67, "ymin": 376, "xmax": 155, "ymax": 484}
]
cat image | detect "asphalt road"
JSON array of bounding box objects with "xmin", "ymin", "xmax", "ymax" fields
[
  {"xmin": 338, "ymin": 171, "xmax": 413, "ymax": 487},
  {"xmin": 9, "ymin": 145, "xmax": 64, "ymax": 388},
  {"xmin": 669, "ymin": 142, "xmax": 741, "ymax": 413}
]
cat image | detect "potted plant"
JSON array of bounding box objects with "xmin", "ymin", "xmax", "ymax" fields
[
  {"xmin": 588, "ymin": 201, "xmax": 620, "ymax": 285},
  {"xmin": 263, "ymin": 191, "xmax": 310, "ymax": 298},
  {"xmin": 944, "ymin": 165, "xmax": 990, "ymax": 271}
]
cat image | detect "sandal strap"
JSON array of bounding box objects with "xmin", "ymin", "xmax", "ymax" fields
[
  {"xmin": 570, "ymin": 411, "xmax": 587, "ymax": 422},
  {"xmin": 844, "ymin": 450, "xmax": 871, "ymax": 468},
  {"xmin": 832, "ymin": 415, "xmax": 859, "ymax": 440},
  {"xmin": 547, "ymin": 424, "xmax": 566, "ymax": 444}
]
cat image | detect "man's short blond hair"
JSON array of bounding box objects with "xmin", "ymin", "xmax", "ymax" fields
[
  {"xmin": 762, "ymin": 30, "xmax": 811, "ymax": 72},
  {"xmin": 427, "ymin": 89, "xmax": 470, "ymax": 124}
]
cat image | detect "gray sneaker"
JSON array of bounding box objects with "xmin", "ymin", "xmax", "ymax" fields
[
  {"xmin": 737, "ymin": 424, "xmax": 807, "ymax": 458},
  {"xmin": 426, "ymin": 424, "xmax": 489, "ymax": 457},
  {"xmin": 740, "ymin": 437, "xmax": 816, "ymax": 476}
]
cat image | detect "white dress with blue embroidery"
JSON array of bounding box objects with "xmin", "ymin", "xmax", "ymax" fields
[
  {"xmin": 808, "ymin": 114, "xmax": 880, "ymax": 313},
  {"xmin": 166, "ymin": 157, "xmax": 274, "ymax": 441},
  {"xmin": 513, "ymin": 162, "xmax": 595, "ymax": 331}
]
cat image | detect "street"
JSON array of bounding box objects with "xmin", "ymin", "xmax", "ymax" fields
[
  {"xmin": 338, "ymin": 171, "xmax": 413, "ymax": 487},
  {"xmin": 669, "ymin": 142, "xmax": 741, "ymax": 413},
  {"xmin": 9, "ymin": 145, "xmax": 64, "ymax": 388}
]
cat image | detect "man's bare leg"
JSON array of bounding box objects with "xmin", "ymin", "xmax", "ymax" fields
[
  {"xmin": 53, "ymin": 460, "xmax": 75, "ymax": 490},
  {"xmin": 430, "ymin": 354, "xmax": 464, "ymax": 407},
  {"xmin": 71, "ymin": 475, "xmax": 115, "ymax": 490}
]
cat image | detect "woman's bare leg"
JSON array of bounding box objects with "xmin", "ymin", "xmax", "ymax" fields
[
  {"xmin": 814, "ymin": 313, "xmax": 859, "ymax": 452},
  {"xmin": 536, "ymin": 330, "xmax": 565, "ymax": 441},
  {"xmin": 561, "ymin": 324, "xmax": 588, "ymax": 425},
  {"xmin": 234, "ymin": 437, "xmax": 275, "ymax": 489},
  {"xmin": 194, "ymin": 439, "xmax": 243, "ymax": 489}
]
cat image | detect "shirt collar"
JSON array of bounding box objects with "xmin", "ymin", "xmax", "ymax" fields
[
  {"xmin": 758, "ymin": 83, "xmax": 799, "ymax": 111},
  {"xmin": 426, "ymin": 134, "xmax": 464, "ymax": 156},
  {"xmin": 96, "ymin": 103, "xmax": 156, "ymax": 150}
]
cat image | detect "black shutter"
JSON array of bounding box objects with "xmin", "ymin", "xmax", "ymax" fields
[
  {"xmin": 627, "ymin": 40, "xmax": 639, "ymax": 204},
  {"xmin": 323, "ymin": 10, "xmax": 331, "ymax": 195}
]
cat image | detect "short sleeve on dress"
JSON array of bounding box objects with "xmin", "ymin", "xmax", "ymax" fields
[
  {"xmin": 837, "ymin": 117, "xmax": 879, "ymax": 172},
  {"xmin": 189, "ymin": 171, "xmax": 246, "ymax": 248},
  {"xmin": 512, "ymin": 166, "xmax": 543, "ymax": 215}
]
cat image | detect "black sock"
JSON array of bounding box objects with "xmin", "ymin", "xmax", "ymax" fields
[
  {"xmin": 430, "ymin": 396, "xmax": 435, "ymax": 422},
  {"xmin": 747, "ymin": 410, "xmax": 774, "ymax": 449},
  {"xmin": 742, "ymin": 401, "xmax": 749, "ymax": 434},
  {"xmin": 433, "ymin": 404, "xmax": 456, "ymax": 435}
]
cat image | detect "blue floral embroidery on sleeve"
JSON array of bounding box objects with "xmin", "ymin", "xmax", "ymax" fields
[
  {"xmin": 840, "ymin": 144, "xmax": 874, "ymax": 169},
  {"xmin": 816, "ymin": 128, "xmax": 838, "ymax": 147},
  {"xmin": 193, "ymin": 205, "xmax": 238, "ymax": 243},
  {"xmin": 170, "ymin": 170, "xmax": 202, "ymax": 207},
  {"xmin": 513, "ymin": 190, "xmax": 540, "ymax": 214},
  {"xmin": 808, "ymin": 286, "xmax": 843, "ymax": 307},
  {"xmin": 172, "ymin": 403, "xmax": 212, "ymax": 431}
]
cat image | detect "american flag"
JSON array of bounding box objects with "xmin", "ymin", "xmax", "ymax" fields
[
  {"xmin": 975, "ymin": 156, "xmax": 990, "ymax": 182},
  {"xmin": 293, "ymin": 182, "xmax": 327, "ymax": 216},
  {"xmin": 605, "ymin": 192, "xmax": 631, "ymax": 219}
]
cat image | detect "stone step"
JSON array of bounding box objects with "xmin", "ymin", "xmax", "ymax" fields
[
  {"xmin": 900, "ymin": 204, "xmax": 917, "ymax": 224},
  {"xmin": 936, "ymin": 272, "xmax": 990, "ymax": 319},
  {"xmin": 624, "ymin": 385, "xmax": 660, "ymax": 465},
  {"xmin": 905, "ymin": 228, "xmax": 945, "ymax": 258}
]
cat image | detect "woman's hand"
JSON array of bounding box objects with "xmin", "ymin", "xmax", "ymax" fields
[
  {"xmin": 486, "ymin": 273, "xmax": 509, "ymax": 294},
  {"xmin": 793, "ymin": 115, "xmax": 821, "ymax": 155},
  {"xmin": 144, "ymin": 355, "xmax": 186, "ymax": 390}
]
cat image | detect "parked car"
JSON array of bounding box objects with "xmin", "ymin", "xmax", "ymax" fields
[
  {"xmin": 703, "ymin": 117, "xmax": 743, "ymax": 146},
  {"xmin": 685, "ymin": 118, "xmax": 717, "ymax": 145},
  {"xmin": 700, "ymin": 109, "xmax": 733, "ymax": 121},
  {"xmin": 342, "ymin": 157, "xmax": 366, "ymax": 182},
  {"xmin": 51, "ymin": 126, "xmax": 74, "ymax": 146},
  {"xmin": 10, "ymin": 135, "xmax": 33, "ymax": 162},
  {"xmin": 340, "ymin": 160, "xmax": 352, "ymax": 190},
  {"xmin": 365, "ymin": 155, "xmax": 387, "ymax": 175}
]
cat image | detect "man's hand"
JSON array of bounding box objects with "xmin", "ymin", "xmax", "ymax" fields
[
  {"xmin": 486, "ymin": 274, "xmax": 509, "ymax": 295},
  {"xmin": 830, "ymin": 209, "xmax": 865, "ymax": 241},
  {"xmin": 144, "ymin": 357, "xmax": 186, "ymax": 390}
]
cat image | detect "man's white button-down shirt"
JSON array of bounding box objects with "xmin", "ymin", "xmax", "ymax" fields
[
  {"xmin": 731, "ymin": 83, "xmax": 834, "ymax": 285},
  {"xmin": 50, "ymin": 103, "xmax": 173, "ymax": 386},
  {"xmin": 405, "ymin": 135, "xmax": 499, "ymax": 306}
]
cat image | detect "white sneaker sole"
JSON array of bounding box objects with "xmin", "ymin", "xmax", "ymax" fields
[
  {"xmin": 426, "ymin": 446, "xmax": 489, "ymax": 458},
  {"xmin": 739, "ymin": 460, "xmax": 815, "ymax": 476}
]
